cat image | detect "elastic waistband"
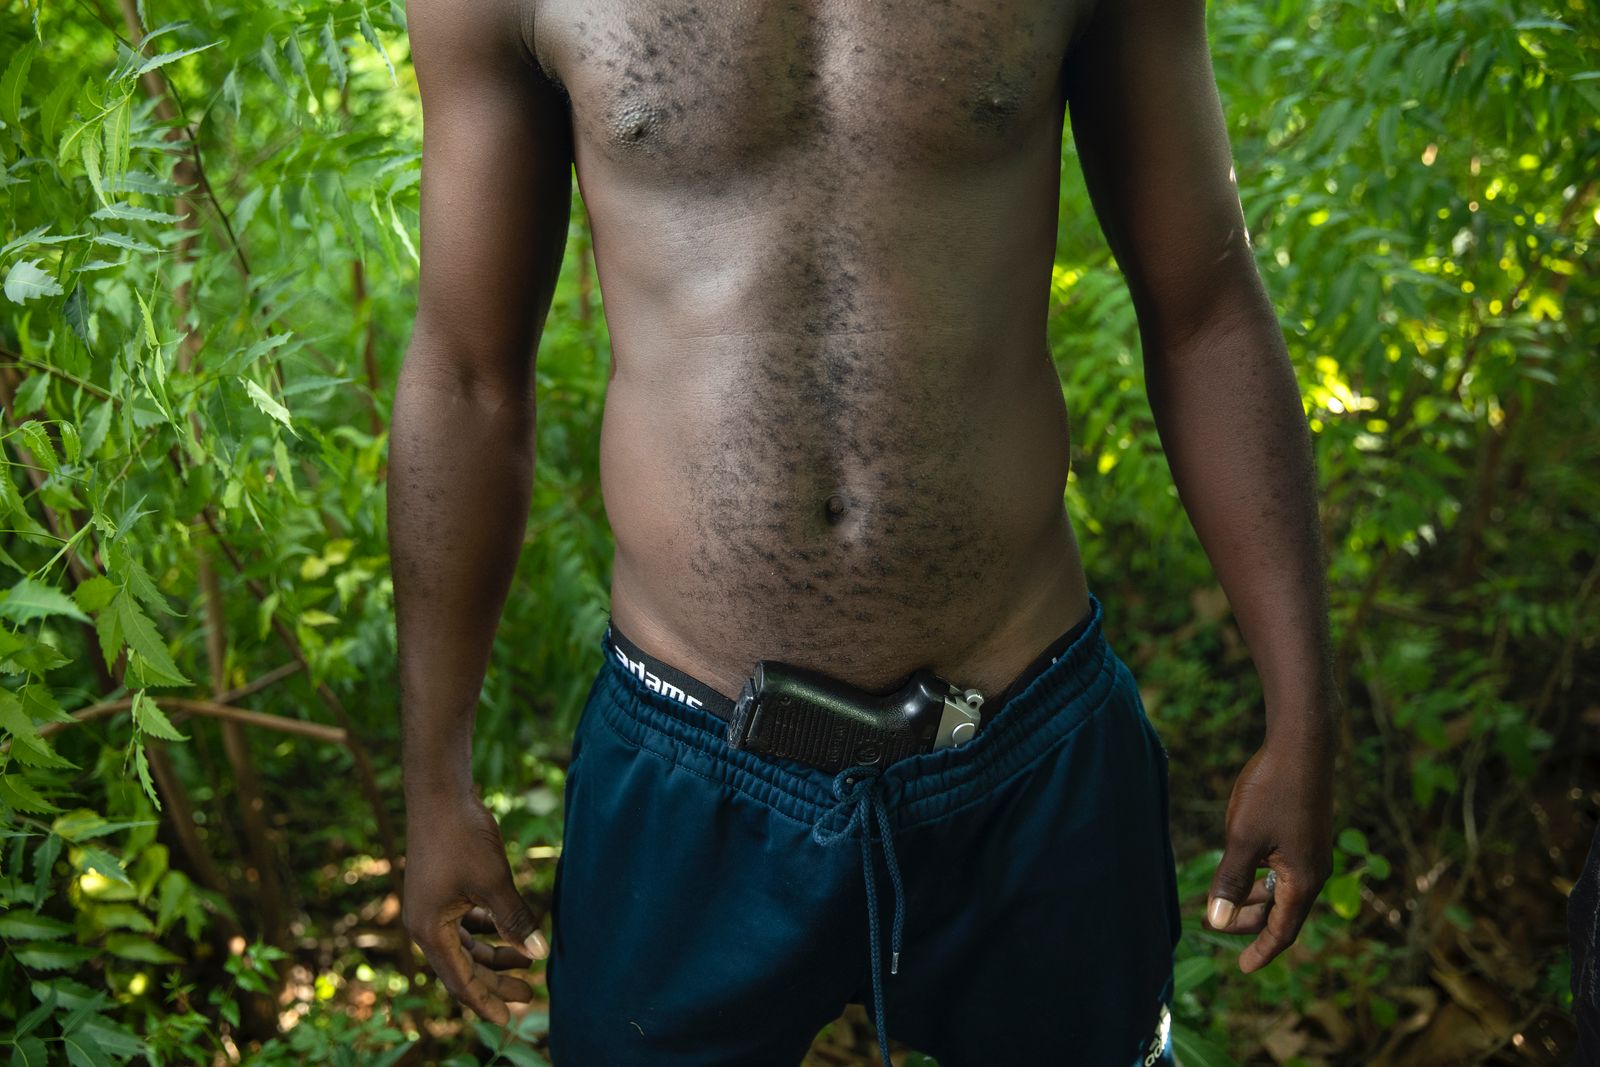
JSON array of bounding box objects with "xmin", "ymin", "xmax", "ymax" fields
[{"xmin": 592, "ymin": 595, "xmax": 1119, "ymax": 830}]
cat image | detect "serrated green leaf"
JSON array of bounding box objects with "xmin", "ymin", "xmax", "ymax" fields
[
  {"xmin": 0, "ymin": 577, "xmax": 91, "ymax": 623},
  {"xmin": 0, "ymin": 910, "xmax": 73, "ymax": 940},
  {"xmin": 73, "ymin": 576, "xmax": 116, "ymax": 614},
  {"xmin": 388, "ymin": 198, "xmax": 418, "ymax": 264},
  {"xmin": 22, "ymin": 684, "xmax": 73, "ymax": 725},
  {"xmin": 0, "ymin": 775, "xmax": 61, "ymax": 813},
  {"xmin": 321, "ymin": 16, "xmax": 347, "ymax": 92},
  {"xmin": 4, "ymin": 260, "xmax": 63, "ymax": 303},
  {"xmin": 135, "ymin": 288, "xmax": 158, "ymax": 351},
  {"xmin": 75, "ymin": 846, "xmax": 130, "ymax": 886},
  {"xmin": 133, "ymin": 41, "xmax": 220, "ymax": 78},
  {"xmin": 258, "ymin": 36, "xmax": 289, "ymax": 94},
  {"xmin": 105, "ymin": 171, "xmax": 184, "ymax": 197},
  {"xmin": 0, "ymin": 40, "xmax": 36, "ymax": 128},
  {"xmin": 17, "ymin": 420, "xmax": 57, "ymax": 471},
  {"xmin": 79, "ymin": 120, "xmax": 106, "ymax": 206},
  {"xmin": 12, "ymin": 1036, "xmax": 50, "ymax": 1067},
  {"xmin": 132, "ymin": 690, "xmax": 187, "ymax": 741},
  {"xmin": 91, "ymin": 232, "xmax": 157, "ymax": 254},
  {"xmin": 58, "ymin": 421, "xmax": 81, "ymax": 464},
  {"xmin": 14, "ymin": 986, "xmax": 57, "ymax": 1040},
  {"xmin": 273, "ymin": 435, "xmax": 296, "ymax": 497},
  {"xmin": 80, "ymin": 403, "xmax": 112, "ymax": 460},
  {"xmin": 244, "ymin": 378, "xmax": 295, "ymax": 433},
  {"xmin": 8, "ymin": 733, "xmax": 74, "ymax": 770},
  {"xmin": 285, "ymin": 32, "xmax": 309, "ymax": 88},
  {"xmin": 222, "ymin": 66, "xmax": 241, "ymax": 119},
  {"xmin": 41, "ymin": 77, "xmax": 75, "ymax": 145},
  {"xmin": 104, "ymin": 931, "xmax": 180, "ymax": 963},
  {"xmin": 76, "ymin": 1016, "xmax": 146, "ymax": 1057},
  {"xmin": 93, "ymin": 609, "xmax": 121, "ymax": 683},
  {"xmin": 134, "ymin": 743, "xmax": 160, "ymax": 810},
  {"xmin": 10, "ymin": 1035, "xmax": 48, "ymax": 1067},
  {"xmin": 62, "ymin": 1032, "xmax": 115, "ymax": 1067},
  {"xmin": 11, "ymin": 372, "xmax": 47, "ymax": 415},
  {"xmin": 52, "ymin": 810, "xmax": 153, "ymax": 841},
  {"xmin": 89, "ymin": 203, "xmax": 183, "ymax": 223},
  {"xmin": 359, "ymin": 11, "xmax": 397, "ymax": 85},
  {"xmin": 13, "ymin": 942, "xmax": 97, "ymax": 971},
  {"xmin": 112, "ymin": 592, "xmax": 189, "ymax": 686}
]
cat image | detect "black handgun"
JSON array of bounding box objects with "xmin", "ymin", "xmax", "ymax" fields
[{"xmin": 726, "ymin": 661, "xmax": 984, "ymax": 772}]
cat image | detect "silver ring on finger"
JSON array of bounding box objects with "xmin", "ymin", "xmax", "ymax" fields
[{"xmin": 1264, "ymin": 869, "xmax": 1278, "ymax": 904}]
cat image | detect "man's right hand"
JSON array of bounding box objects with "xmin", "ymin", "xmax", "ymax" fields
[{"xmin": 402, "ymin": 791, "xmax": 549, "ymax": 1024}]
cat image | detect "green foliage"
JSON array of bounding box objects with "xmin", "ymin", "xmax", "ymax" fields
[{"xmin": 0, "ymin": 0, "xmax": 1593, "ymax": 1063}]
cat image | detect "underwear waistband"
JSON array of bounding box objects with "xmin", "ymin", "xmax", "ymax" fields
[{"xmin": 604, "ymin": 608, "xmax": 1095, "ymax": 727}]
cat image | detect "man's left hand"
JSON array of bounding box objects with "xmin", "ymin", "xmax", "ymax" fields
[{"xmin": 1205, "ymin": 727, "xmax": 1335, "ymax": 973}]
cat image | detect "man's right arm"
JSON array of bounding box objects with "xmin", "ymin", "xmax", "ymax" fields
[{"xmin": 390, "ymin": 0, "xmax": 572, "ymax": 1023}]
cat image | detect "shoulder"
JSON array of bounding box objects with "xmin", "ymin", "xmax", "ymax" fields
[{"xmin": 406, "ymin": 0, "xmax": 541, "ymax": 76}]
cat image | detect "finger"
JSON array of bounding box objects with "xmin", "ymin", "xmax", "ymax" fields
[
  {"xmin": 1222, "ymin": 901, "xmax": 1271, "ymax": 935},
  {"xmin": 1206, "ymin": 842, "xmax": 1263, "ymax": 930},
  {"xmin": 1207, "ymin": 875, "xmax": 1272, "ymax": 934},
  {"xmin": 455, "ymin": 967, "xmax": 512, "ymax": 1024},
  {"xmin": 475, "ymin": 959, "xmax": 535, "ymax": 1004},
  {"xmin": 458, "ymin": 926, "xmax": 537, "ymax": 970},
  {"xmin": 461, "ymin": 906, "xmax": 497, "ymax": 935},
  {"xmin": 480, "ymin": 878, "xmax": 548, "ymax": 962},
  {"xmin": 1239, "ymin": 875, "xmax": 1315, "ymax": 973},
  {"xmin": 420, "ymin": 917, "xmax": 511, "ymax": 1024}
]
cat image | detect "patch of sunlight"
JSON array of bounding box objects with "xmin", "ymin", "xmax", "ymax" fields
[
  {"xmin": 1309, "ymin": 355, "xmax": 1377, "ymax": 416},
  {"xmin": 1489, "ymin": 299, "xmax": 1504, "ymax": 315},
  {"xmin": 1050, "ymin": 264, "xmax": 1082, "ymax": 304},
  {"xmin": 78, "ymin": 869, "xmax": 115, "ymax": 897},
  {"xmin": 1308, "ymin": 209, "xmax": 1330, "ymax": 227},
  {"xmin": 1097, "ymin": 451, "xmax": 1117, "ymax": 475},
  {"xmin": 1518, "ymin": 153, "xmax": 1540, "ymax": 170},
  {"xmin": 1528, "ymin": 293, "xmax": 1562, "ymax": 321}
]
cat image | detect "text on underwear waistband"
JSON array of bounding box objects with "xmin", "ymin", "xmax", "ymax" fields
[{"xmin": 606, "ymin": 609, "xmax": 1096, "ymax": 723}]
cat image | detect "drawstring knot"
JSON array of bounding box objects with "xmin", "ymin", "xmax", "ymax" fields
[{"xmin": 811, "ymin": 765, "xmax": 905, "ymax": 1067}]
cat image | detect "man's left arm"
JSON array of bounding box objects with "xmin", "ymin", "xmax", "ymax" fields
[{"xmin": 1064, "ymin": 0, "xmax": 1336, "ymax": 973}]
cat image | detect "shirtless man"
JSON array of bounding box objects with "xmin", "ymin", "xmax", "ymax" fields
[{"xmin": 390, "ymin": 0, "xmax": 1336, "ymax": 1062}]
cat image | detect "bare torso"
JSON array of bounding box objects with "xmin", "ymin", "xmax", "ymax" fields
[{"xmin": 529, "ymin": 0, "xmax": 1096, "ymax": 700}]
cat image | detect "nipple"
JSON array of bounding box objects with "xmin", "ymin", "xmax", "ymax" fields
[{"xmin": 824, "ymin": 495, "xmax": 847, "ymax": 525}]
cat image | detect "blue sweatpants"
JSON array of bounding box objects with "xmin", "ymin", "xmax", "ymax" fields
[{"xmin": 547, "ymin": 596, "xmax": 1181, "ymax": 1066}]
